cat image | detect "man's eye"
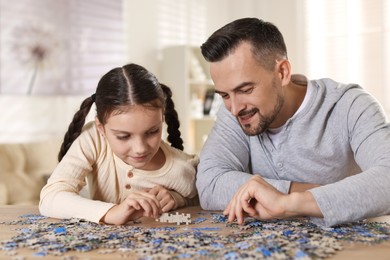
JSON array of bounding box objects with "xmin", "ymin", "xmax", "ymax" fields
[
  {"xmin": 219, "ymin": 93, "xmax": 229, "ymax": 99},
  {"xmin": 239, "ymin": 87, "xmax": 253, "ymax": 94}
]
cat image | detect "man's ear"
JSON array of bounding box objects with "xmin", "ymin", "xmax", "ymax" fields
[
  {"xmin": 277, "ymin": 59, "xmax": 291, "ymax": 86},
  {"xmin": 95, "ymin": 117, "xmax": 105, "ymax": 137}
]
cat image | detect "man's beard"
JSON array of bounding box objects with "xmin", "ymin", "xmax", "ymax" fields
[{"xmin": 238, "ymin": 93, "xmax": 284, "ymax": 136}]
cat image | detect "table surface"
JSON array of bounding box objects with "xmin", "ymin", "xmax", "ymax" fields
[{"xmin": 1, "ymin": 205, "xmax": 389, "ymax": 259}]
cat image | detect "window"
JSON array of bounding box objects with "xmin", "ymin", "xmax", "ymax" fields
[
  {"xmin": 302, "ymin": 0, "xmax": 390, "ymax": 113},
  {"xmin": 157, "ymin": 0, "xmax": 207, "ymax": 49}
]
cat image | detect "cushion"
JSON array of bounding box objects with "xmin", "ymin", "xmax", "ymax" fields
[
  {"xmin": 0, "ymin": 143, "xmax": 25, "ymax": 172},
  {"xmin": 0, "ymin": 139, "xmax": 62, "ymax": 205},
  {"xmin": 0, "ymin": 182, "xmax": 7, "ymax": 204},
  {"xmin": 0, "ymin": 170, "xmax": 43, "ymax": 205},
  {"xmin": 22, "ymin": 139, "xmax": 62, "ymax": 179}
]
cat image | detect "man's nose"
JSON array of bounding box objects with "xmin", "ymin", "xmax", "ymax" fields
[{"xmin": 229, "ymin": 96, "xmax": 245, "ymax": 117}]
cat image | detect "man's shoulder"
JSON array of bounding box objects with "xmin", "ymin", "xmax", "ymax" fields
[
  {"xmin": 311, "ymin": 78, "xmax": 365, "ymax": 99},
  {"xmin": 312, "ymin": 78, "xmax": 361, "ymax": 91},
  {"xmin": 311, "ymin": 78, "xmax": 379, "ymax": 114}
]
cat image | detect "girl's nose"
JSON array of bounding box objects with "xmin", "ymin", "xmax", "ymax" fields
[{"xmin": 133, "ymin": 137, "xmax": 148, "ymax": 154}]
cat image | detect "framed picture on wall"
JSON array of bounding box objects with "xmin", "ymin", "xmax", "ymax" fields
[{"xmin": 0, "ymin": 0, "xmax": 125, "ymax": 95}]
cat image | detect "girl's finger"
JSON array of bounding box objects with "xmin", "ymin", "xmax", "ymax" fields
[{"xmin": 161, "ymin": 200, "xmax": 175, "ymax": 212}]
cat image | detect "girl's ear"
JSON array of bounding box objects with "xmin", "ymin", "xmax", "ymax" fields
[{"xmin": 95, "ymin": 117, "xmax": 105, "ymax": 137}]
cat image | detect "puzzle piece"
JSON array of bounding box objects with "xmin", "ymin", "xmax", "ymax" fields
[
  {"xmin": 1, "ymin": 212, "xmax": 390, "ymax": 259},
  {"xmin": 156, "ymin": 212, "xmax": 191, "ymax": 225}
]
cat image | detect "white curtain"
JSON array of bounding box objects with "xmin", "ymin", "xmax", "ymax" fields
[
  {"xmin": 157, "ymin": 0, "xmax": 207, "ymax": 49},
  {"xmin": 302, "ymin": 0, "xmax": 390, "ymax": 113}
]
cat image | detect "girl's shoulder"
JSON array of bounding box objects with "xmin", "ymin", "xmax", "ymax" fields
[
  {"xmin": 82, "ymin": 121, "xmax": 97, "ymax": 132},
  {"xmin": 80, "ymin": 121, "xmax": 102, "ymax": 140},
  {"xmin": 160, "ymin": 141, "xmax": 199, "ymax": 166},
  {"xmin": 77, "ymin": 121, "xmax": 108, "ymax": 153}
]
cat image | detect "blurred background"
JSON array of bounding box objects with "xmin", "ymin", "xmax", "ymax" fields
[{"xmin": 0, "ymin": 0, "xmax": 389, "ymax": 153}]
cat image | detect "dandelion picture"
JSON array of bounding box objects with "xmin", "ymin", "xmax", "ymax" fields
[{"xmin": 10, "ymin": 22, "xmax": 61, "ymax": 95}]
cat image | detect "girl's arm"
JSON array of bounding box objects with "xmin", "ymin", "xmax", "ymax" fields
[{"xmin": 168, "ymin": 190, "xmax": 199, "ymax": 208}]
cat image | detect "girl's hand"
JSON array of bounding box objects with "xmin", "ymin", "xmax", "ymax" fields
[
  {"xmin": 102, "ymin": 190, "xmax": 162, "ymax": 225},
  {"xmin": 148, "ymin": 185, "xmax": 176, "ymax": 212}
]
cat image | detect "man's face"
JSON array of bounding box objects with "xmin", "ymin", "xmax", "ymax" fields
[{"xmin": 210, "ymin": 42, "xmax": 284, "ymax": 136}]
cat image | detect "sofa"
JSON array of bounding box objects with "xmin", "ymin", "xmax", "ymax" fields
[
  {"xmin": 0, "ymin": 95, "xmax": 96, "ymax": 205},
  {"xmin": 0, "ymin": 139, "xmax": 62, "ymax": 205}
]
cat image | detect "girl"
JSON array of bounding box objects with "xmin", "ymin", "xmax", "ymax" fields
[{"xmin": 39, "ymin": 63, "xmax": 199, "ymax": 225}]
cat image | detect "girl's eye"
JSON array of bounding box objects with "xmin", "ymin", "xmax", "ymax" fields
[
  {"xmin": 148, "ymin": 129, "xmax": 160, "ymax": 136},
  {"xmin": 117, "ymin": 135, "xmax": 130, "ymax": 141}
]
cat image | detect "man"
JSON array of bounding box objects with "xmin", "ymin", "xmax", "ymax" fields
[{"xmin": 196, "ymin": 17, "xmax": 390, "ymax": 227}]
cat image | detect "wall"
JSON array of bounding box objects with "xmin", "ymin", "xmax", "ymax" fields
[
  {"xmin": 124, "ymin": 0, "xmax": 301, "ymax": 78},
  {"xmin": 205, "ymin": 0, "xmax": 302, "ymax": 76},
  {"xmin": 0, "ymin": 0, "xmax": 302, "ymax": 143},
  {"xmin": 0, "ymin": 96, "xmax": 95, "ymax": 143},
  {"xmin": 124, "ymin": 0, "xmax": 160, "ymax": 76}
]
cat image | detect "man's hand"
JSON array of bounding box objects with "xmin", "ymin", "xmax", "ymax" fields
[
  {"xmin": 223, "ymin": 175, "xmax": 288, "ymax": 224},
  {"xmin": 223, "ymin": 175, "xmax": 323, "ymax": 224}
]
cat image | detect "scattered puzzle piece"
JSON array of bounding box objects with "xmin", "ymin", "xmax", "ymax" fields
[
  {"xmin": 1, "ymin": 212, "xmax": 389, "ymax": 259},
  {"xmin": 156, "ymin": 212, "xmax": 191, "ymax": 225}
]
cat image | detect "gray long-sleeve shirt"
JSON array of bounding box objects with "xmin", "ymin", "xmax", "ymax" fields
[{"xmin": 196, "ymin": 78, "xmax": 390, "ymax": 227}]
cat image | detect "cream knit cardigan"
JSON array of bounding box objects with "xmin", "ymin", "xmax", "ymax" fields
[{"xmin": 39, "ymin": 122, "xmax": 199, "ymax": 223}]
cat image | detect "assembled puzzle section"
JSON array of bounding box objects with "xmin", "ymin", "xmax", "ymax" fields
[{"xmin": 156, "ymin": 212, "xmax": 191, "ymax": 225}]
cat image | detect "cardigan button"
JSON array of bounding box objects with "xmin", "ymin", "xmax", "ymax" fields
[
  {"xmin": 125, "ymin": 184, "xmax": 131, "ymax": 189},
  {"xmin": 127, "ymin": 171, "xmax": 134, "ymax": 178}
]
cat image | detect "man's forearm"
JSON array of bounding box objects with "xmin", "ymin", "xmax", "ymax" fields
[
  {"xmin": 289, "ymin": 182, "xmax": 320, "ymax": 193},
  {"xmin": 285, "ymin": 191, "xmax": 323, "ymax": 218}
]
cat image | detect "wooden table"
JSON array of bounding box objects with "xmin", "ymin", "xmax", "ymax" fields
[{"xmin": 1, "ymin": 205, "xmax": 389, "ymax": 259}]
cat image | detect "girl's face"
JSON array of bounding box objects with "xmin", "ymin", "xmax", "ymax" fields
[{"xmin": 96, "ymin": 105, "xmax": 163, "ymax": 170}]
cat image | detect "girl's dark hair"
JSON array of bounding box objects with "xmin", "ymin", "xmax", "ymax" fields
[
  {"xmin": 58, "ymin": 63, "xmax": 183, "ymax": 162},
  {"xmin": 200, "ymin": 17, "xmax": 287, "ymax": 70}
]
